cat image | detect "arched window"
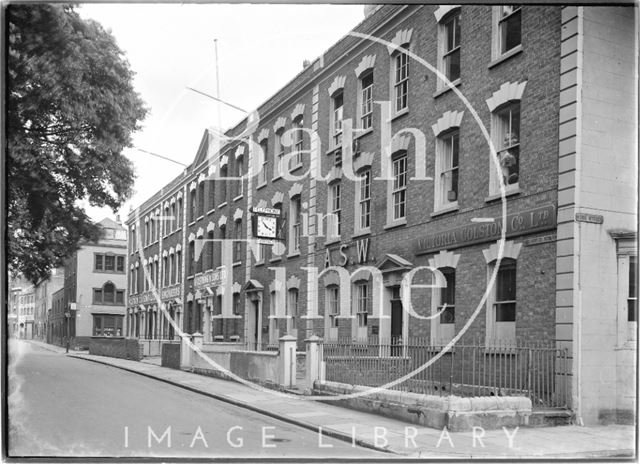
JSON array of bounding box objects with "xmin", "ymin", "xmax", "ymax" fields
[{"xmin": 93, "ymin": 281, "xmax": 123, "ymax": 305}]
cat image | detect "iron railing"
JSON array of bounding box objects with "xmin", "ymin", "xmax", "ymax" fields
[
  {"xmin": 322, "ymin": 337, "xmax": 570, "ymax": 409},
  {"xmin": 244, "ymin": 340, "xmax": 279, "ymax": 352}
]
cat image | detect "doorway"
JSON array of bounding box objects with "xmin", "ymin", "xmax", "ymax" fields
[{"xmin": 390, "ymin": 286, "xmax": 403, "ymax": 356}]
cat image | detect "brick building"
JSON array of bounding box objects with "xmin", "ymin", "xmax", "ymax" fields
[{"xmin": 125, "ymin": 5, "xmax": 636, "ymax": 425}]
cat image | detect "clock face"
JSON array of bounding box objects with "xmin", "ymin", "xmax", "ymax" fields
[{"xmin": 256, "ymin": 215, "xmax": 277, "ymax": 238}]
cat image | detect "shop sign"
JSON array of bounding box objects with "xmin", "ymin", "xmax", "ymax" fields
[
  {"xmin": 415, "ymin": 204, "xmax": 556, "ymax": 255},
  {"xmin": 127, "ymin": 292, "xmax": 155, "ymax": 306},
  {"xmin": 194, "ymin": 268, "xmax": 227, "ymax": 290},
  {"xmin": 161, "ymin": 284, "xmax": 182, "ymax": 301}
]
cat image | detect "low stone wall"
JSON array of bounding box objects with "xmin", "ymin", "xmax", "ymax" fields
[
  {"xmin": 313, "ymin": 380, "xmax": 532, "ymax": 432},
  {"xmin": 140, "ymin": 339, "xmax": 177, "ymax": 357},
  {"xmin": 161, "ymin": 342, "xmax": 181, "ymax": 369},
  {"xmin": 324, "ymin": 356, "xmax": 411, "ymax": 386},
  {"xmin": 188, "ymin": 349, "xmax": 279, "ymax": 387},
  {"xmin": 89, "ymin": 337, "xmax": 142, "ymax": 361}
]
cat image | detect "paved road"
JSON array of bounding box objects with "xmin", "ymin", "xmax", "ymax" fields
[{"xmin": 8, "ymin": 340, "xmax": 385, "ymax": 458}]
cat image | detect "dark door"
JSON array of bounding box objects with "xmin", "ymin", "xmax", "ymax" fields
[
  {"xmin": 390, "ymin": 287, "xmax": 403, "ymax": 356},
  {"xmin": 252, "ymin": 300, "xmax": 260, "ymax": 350}
]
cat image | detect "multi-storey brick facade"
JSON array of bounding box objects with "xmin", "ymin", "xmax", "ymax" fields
[{"xmin": 125, "ymin": 5, "xmax": 636, "ymax": 425}]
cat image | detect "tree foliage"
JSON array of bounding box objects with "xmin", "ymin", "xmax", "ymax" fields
[{"xmin": 7, "ymin": 4, "xmax": 147, "ymax": 283}]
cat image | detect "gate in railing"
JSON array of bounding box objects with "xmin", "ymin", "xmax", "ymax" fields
[{"xmin": 322, "ymin": 338, "xmax": 570, "ymax": 409}]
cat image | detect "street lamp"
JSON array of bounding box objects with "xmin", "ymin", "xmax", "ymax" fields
[{"xmin": 64, "ymin": 310, "xmax": 70, "ymax": 353}]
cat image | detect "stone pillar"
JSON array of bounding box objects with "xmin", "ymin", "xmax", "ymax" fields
[
  {"xmin": 305, "ymin": 335, "xmax": 324, "ymax": 390},
  {"xmin": 278, "ymin": 334, "xmax": 297, "ymax": 388},
  {"xmin": 180, "ymin": 334, "xmax": 192, "ymax": 370},
  {"xmin": 192, "ymin": 332, "xmax": 204, "ymax": 350}
]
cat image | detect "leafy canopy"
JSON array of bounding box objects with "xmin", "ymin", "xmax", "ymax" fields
[{"xmin": 7, "ymin": 4, "xmax": 147, "ymax": 283}]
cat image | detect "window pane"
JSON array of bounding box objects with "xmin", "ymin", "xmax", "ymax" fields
[
  {"xmin": 495, "ymin": 302, "xmax": 516, "ymax": 322},
  {"xmin": 440, "ymin": 306, "xmax": 455, "ymax": 324},
  {"xmin": 629, "ymin": 256, "xmax": 637, "ymax": 322},
  {"xmin": 501, "ymin": 8, "xmax": 521, "ymax": 53},
  {"xmin": 629, "ymin": 256, "xmax": 637, "ymax": 298},
  {"xmin": 496, "ymin": 261, "xmax": 516, "ymax": 301},
  {"xmin": 116, "ymin": 256, "xmax": 124, "ymax": 272},
  {"xmin": 95, "ymin": 255, "xmax": 103, "ymax": 270},
  {"xmin": 105, "ymin": 255, "xmax": 115, "ymax": 271},
  {"xmin": 93, "ymin": 289, "xmax": 102, "ymax": 303},
  {"xmin": 445, "ymin": 48, "xmax": 460, "ymax": 82},
  {"xmin": 116, "ymin": 290, "xmax": 124, "ymax": 304},
  {"xmin": 440, "ymin": 268, "xmax": 456, "ymax": 305},
  {"xmin": 103, "ymin": 283, "xmax": 115, "ymax": 303}
]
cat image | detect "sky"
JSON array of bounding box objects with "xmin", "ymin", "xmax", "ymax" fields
[{"xmin": 77, "ymin": 3, "xmax": 365, "ymax": 223}]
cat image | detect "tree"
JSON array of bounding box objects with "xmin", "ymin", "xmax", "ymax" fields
[{"xmin": 7, "ymin": 4, "xmax": 147, "ymax": 283}]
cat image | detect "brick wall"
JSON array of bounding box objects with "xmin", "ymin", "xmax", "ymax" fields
[
  {"xmin": 161, "ymin": 342, "xmax": 181, "ymax": 369},
  {"xmin": 89, "ymin": 337, "xmax": 143, "ymax": 361}
]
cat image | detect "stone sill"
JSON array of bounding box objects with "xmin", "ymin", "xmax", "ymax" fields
[
  {"xmin": 430, "ymin": 203, "xmax": 459, "ymax": 218},
  {"xmin": 488, "ymin": 45, "xmax": 523, "ymax": 69},
  {"xmin": 484, "ymin": 187, "xmax": 520, "ymax": 203},
  {"xmin": 433, "ymin": 78, "xmax": 462, "ymax": 99}
]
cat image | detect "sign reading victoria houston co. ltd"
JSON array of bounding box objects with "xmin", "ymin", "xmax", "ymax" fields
[{"xmin": 414, "ymin": 204, "xmax": 557, "ymax": 255}]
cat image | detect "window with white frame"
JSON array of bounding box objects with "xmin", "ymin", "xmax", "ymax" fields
[
  {"xmin": 163, "ymin": 256, "xmax": 169, "ymax": 286},
  {"xmin": 359, "ymin": 71, "xmax": 374, "ymax": 130},
  {"xmin": 357, "ymin": 169, "xmax": 371, "ymax": 232},
  {"xmin": 495, "ymin": 6, "xmax": 522, "ymax": 57},
  {"xmin": 207, "ymin": 230, "xmax": 214, "ymax": 270},
  {"xmin": 275, "ymin": 129, "xmax": 285, "ymax": 178},
  {"xmin": 189, "ymin": 189, "xmax": 196, "ymax": 223},
  {"xmin": 393, "ymin": 48, "xmax": 409, "ymax": 113},
  {"xmin": 176, "ymin": 249, "xmax": 182, "ymax": 283},
  {"xmin": 234, "ymin": 220, "xmax": 242, "ymax": 263},
  {"xmin": 629, "ymin": 256, "xmax": 637, "ymax": 324},
  {"xmin": 258, "ymin": 140, "xmax": 268, "ymax": 185},
  {"xmin": 616, "ymin": 241, "xmax": 638, "ymax": 344},
  {"xmin": 327, "ymin": 286, "xmax": 340, "ymax": 338},
  {"xmin": 331, "ymin": 91, "xmax": 344, "ymax": 147},
  {"xmin": 269, "ymin": 291, "xmax": 279, "ymax": 344},
  {"xmin": 169, "ymin": 254, "xmax": 175, "ymax": 285},
  {"xmin": 198, "ymin": 182, "xmax": 205, "ymax": 217},
  {"xmin": 491, "ymin": 102, "xmax": 520, "ymax": 193},
  {"xmin": 188, "ymin": 241, "xmax": 195, "ymax": 276},
  {"xmin": 438, "ymin": 8, "xmax": 461, "ymax": 87},
  {"xmin": 392, "ymin": 153, "xmax": 407, "ymax": 221},
  {"xmin": 490, "ymin": 258, "xmax": 517, "ymax": 343},
  {"xmin": 292, "ymin": 117, "xmax": 304, "ymax": 168},
  {"xmin": 437, "ymin": 267, "xmax": 456, "ymax": 344},
  {"xmin": 164, "ymin": 206, "xmax": 170, "ymax": 235},
  {"xmin": 329, "ymin": 182, "xmax": 341, "ymax": 238},
  {"xmin": 435, "ymin": 130, "xmax": 460, "ymax": 209},
  {"xmin": 234, "ymin": 157, "xmax": 244, "ymax": 198},
  {"xmin": 219, "ymin": 165, "xmax": 228, "ymax": 204},
  {"xmin": 287, "ymin": 288, "xmax": 298, "ymax": 335},
  {"xmin": 354, "ymin": 282, "xmax": 368, "ymax": 342},
  {"xmin": 290, "ymin": 196, "xmax": 302, "ymax": 253}
]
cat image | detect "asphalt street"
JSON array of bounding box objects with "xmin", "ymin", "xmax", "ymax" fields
[{"xmin": 7, "ymin": 340, "xmax": 385, "ymax": 459}]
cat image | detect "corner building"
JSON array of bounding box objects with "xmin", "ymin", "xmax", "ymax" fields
[{"xmin": 126, "ymin": 5, "xmax": 637, "ymax": 425}]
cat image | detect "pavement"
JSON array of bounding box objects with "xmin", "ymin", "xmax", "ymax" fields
[{"xmin": 24, "ymin": 339, "xmax": 637, "ymax": 459}]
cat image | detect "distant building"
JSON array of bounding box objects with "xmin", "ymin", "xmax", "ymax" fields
[
  {"xmin": 49, "ymin": 217, "xmax": 127, "ymax": 348},
  {"xmin": 32, "ymin": 268, "xmax": 65, "ymax": 340},
  {"xmin": 9, "ymin": 275, "xmax": 34, "ymax": 338}
]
